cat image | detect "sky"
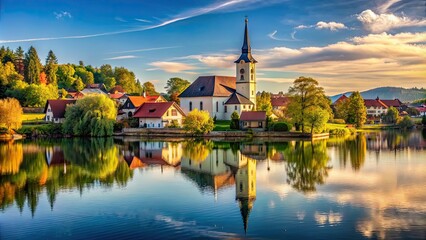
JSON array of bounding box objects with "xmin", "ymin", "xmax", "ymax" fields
[{"xmin": 0, "ymin": 0, "xmax": 425, "ymax": 95}]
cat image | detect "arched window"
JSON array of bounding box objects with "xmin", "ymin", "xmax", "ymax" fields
[
  {"xmin": 240, "ymin": 75, "xmax": 244, "ymax": 80},
  {"xmin": 216, "ymin": 101, "xmax": 219, "ymax": 112},
  {"xmin": 189, "ymin": 101, "xmax": 192, "ymax": 111},
  {"xmin": 200, "ymin": 101, "xmax": 203, "ymax": 110},
  {"xmin": 239, "ymin": 182, "xmax": 243, "ymax": 192}
]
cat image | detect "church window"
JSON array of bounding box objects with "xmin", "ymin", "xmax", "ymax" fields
[
  {"xmin": 189, "ymin": 101, "xmax": 192, "ymax": 111},
  {"xmin": 251, "ymin": 68, "xmax": 254, "ymax": 74},
  {"xmin": 240, "ymin": 182, "xmax": 243, "ymax": 192},
  {"xmin": 240, "ymin": 75, "xmax": 244, "ymax": 80},
  {"xmin": 243, "ymin": 105, "xmax": 245, "ymax": 109},
  {"xmin": 216, "ymin": 101, "xmax": 219, "ymax": 112},
  {"xmin": 251, "ymin": 74, "xmax": 253, "ymax": 79},
  {"xmin": 235, "ymin": 106, "xmax": 238, "ymax": 110},
  {"xmin": 200, "ymin": 101, "xmax": 203, "ymax": 110},
  {"xmin": 224, "ymin": 106, "xmax": 227, "ymax": 113}
]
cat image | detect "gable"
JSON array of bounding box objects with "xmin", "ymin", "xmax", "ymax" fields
[{"xmin": 179, "ymin": 76, "xmax": 236, "ymax": 98}]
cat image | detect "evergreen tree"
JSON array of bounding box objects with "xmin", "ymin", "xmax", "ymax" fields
[
  {"xmin": 24, "ymin": 46, "xmax": 42, "ymax": 84},
  {"xmin": 45, "ymin": 50, "xmax": 58, "ymax": 85},
  {"xmin": 15, "ymin": 47, "xmax": 24, "ymax": 59}
]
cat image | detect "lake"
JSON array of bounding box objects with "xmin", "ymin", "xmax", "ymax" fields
[{"xmin": 1, "ymin": 131, "xmax": 425, "ymax": 239}]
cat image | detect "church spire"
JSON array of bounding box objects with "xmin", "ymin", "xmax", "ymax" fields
[{"xmin": 235, "ymin": 18, "xmax": 257, "ymax": 63}]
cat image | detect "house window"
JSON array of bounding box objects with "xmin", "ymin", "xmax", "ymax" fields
[
  {"xmin": 243, "ymin": 105, "xmax": 245, "ymax": 109},
  {"xmin": 252, "ymin": 91, "xmax": 254, "ymax": 96},
  {"xmin": 171, "ymin": 109, "xmax": 177, "ymax": 116},
  {"xmin": 216, "ymin": 101, "xmax": 219, "ymax": 112},
  {"xmin": 189, "ymin": 101, "xmax": 192, "ymax": 111},
  {"xmin": 224, "ymin": 106, "xmax": 227, "ymax": 113},
  {"xmin": 240, "ymin": 75, "xmax": 244, "ymax": 80},
  {"xmin": 166, "ymin": 110, "xmax": 169, "ymax": 116},
  {"xmin": 235, "ymin": 106, "xmax": 237, "ymax": 110},
  {"xmin": 47, "ymin": 108, "xmax": 51, "ymax": 112},
  {"xmin": 158, "ymin": 123, "xmax": 161, "ymax": 128},
  {"xmin": 47, "ymin": 116, "xmax": 50, "ymax": 121},
  {"xmin": 200, "ymin": 101, "xmax": 203, "ymax": 110},
  {"xmin": 258, "ymin": 121, "xmax": 263, "ymax": 127},
  {"xmin": 240, "ymin": 182, "xmax": 243, "ymax": 192}
]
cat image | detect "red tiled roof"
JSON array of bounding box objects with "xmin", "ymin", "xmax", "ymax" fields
[
  {"xmin": 240, "ymin": 111, "xmax": 267, "ymax": 121},
  {"xmin": 179, "ymin": 76, "xmax": 236, "ymax": 97},
  {"xmin": 44, "ymin": 99, "xmax": 76, "ymax": 118},
  {"xmin": 133, "ymin": 102, "xmax": 185, "ymax": 118},
  {"xmin": 128, "ymin": 95, "xmax": 161, "ymax": 108},
  {"xmin": 271, "ymin": 96, "xmax": 290, "ymax": 107},
  {"xmin": 381, "ymin": 99, "xmax": 402, "ymax": 108},
  {"xmin": 364, "ymin": 99, "xmax": 388, "ymax": 108},
  {"xmin": 109, "ymin": 93, "xmax": 125, "ymax": 99},
  {"xmin": 333, "ymin": 94, "xmax": 348, "ymax": 105}
]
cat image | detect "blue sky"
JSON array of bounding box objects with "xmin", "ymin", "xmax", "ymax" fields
[{"xmin": 1, "ymin": 0, "xmax": 425, "ymax": 94}]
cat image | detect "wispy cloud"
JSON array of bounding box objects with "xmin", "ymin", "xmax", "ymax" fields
[
  {"xmin": 114, "ymin": 17, "xmax": 127, "ymax": 22},
  {"xmin": 267, "ymin": 30, "xmax": 299, "ymax": 41},
  {"xmin": 135, "ymin": 18, "xmax": 152, "ymax": 23},
  {"xmin": 357, "ymin": 9, "xmax": 426, "ymax": 33},
  {"xmin": 1, "ymin": 0, "xmax": 274, "ymax": 44},
  {"xmin": 149, "ymin": 61, "xmax": 197, "ymax": 73},
  {"xmin": 377, "ymin": 0, "xmax": 402, "ymax": 13},
  {"xmin": 295, "ymin": 21, "xmax": 348, "ymax": 31},
  {"xmin": 104, "ymin": 55, "xmax": 138, "ymax": 60},
  {"xmin": 110, "ymin": 46, "xmax": 180, "ymax": 54},
  {"xmin": 54, "ymin": 11, "xmax": 72, "ymax": 19}
]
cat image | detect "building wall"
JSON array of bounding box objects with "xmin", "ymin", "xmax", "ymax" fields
[
  {"xmin": 241, "ymin": 120, "xmax": 266, "ymax": 130},
  {"xmin": 236, "ymin": 61, "xmax": 256, "ymax": 108},
  {"xmin": 181, "ymin": 148, "xmax": 235, "ymax": 175},
  {"xmin": 137, "ymin": 105, "xmax": 184, "ymax": 128},
  {"xmin": 45, "ymin": 105, "xmax": 65, "ymax": 123},
  {"xmin": 366, "ymin": 106, "xmax": 387, "ymax": 116}
]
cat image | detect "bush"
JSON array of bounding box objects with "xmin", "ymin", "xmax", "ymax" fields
[
  {"xmin": 113, "ymin": 122, "xmax": 124, "ymax": 132},
  {"xmin": 422, "ymin": 116, "xmax": 426, "ymax": 126},
  {"xmin": 273, "ymin": 122, "xmax": 290, "ymax": 132},
  {"xmin": 129, "ymin": 117, "xmax": 139, "ymax": 128},
  {"xmin": 167, "ymin": 120, "xmax": 180, "ymax": 128},
  {"xmin": 183, "ymin": 109, "xmax": 214, "ymax": 135},
  {"xmin": 329, "ymin": 119, "xmax": 346, "ymax": 124},
  {"xmin": 230, "ymin": 111, "xmax": 240, "ymax": 130},
  {"xmin": 16, "ymin": 124, "xmax": 63, "ymax": 137},
  {"xmin": 398, "ymin": 116, "xmax": 414, "ymax": 129},
  {"xmin": 329, "ymin": 128, "xmax": 350, "ymax": 136}
]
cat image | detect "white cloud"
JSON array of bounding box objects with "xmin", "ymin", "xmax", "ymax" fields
[
  {"xmin": 315, "ymin": 21, "xmax": 347, "ymax": 31},
  {"xmin": 104, "ymin": 55, "xmax": 138, "ymax": 60},
  {"xmin": 377, "ymin": 0, "xmax": 402, "ymax": 13},
  {"xmin": 267, "ymin": 30, "xmax": 299, "ymax": 41},
  {"xmin": 54, "ymin": 11, "xmax": 72, "ymax": 19},
  {"xmin": 114, "ymin": 17, "xmax": 127, "ymax": 22},
  {"xmin": 295, "ymin": 25, "xmax": 310, "ymax": 29},
  {"xmin": 149, "ymin": 61, "xmax": 197, "ymax": 73},
  {"xmin": 135, "ymin": 18, "xmax": 152, "ymax": 23},
  {"xmin": 357, "ymin": 9, "xmax": 426, "ymax": 33}
]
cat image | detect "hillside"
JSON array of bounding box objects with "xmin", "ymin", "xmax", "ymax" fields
[{"xmin": 330, "ymin": 87, "xmax": 426, "ymax": 103}]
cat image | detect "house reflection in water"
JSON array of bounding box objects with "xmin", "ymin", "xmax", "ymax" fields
[
  {"xmin": 181, "ymin": 143, "xmax": 258, "ymax": 233},
  {"xmin": 45, "ymin": 146, "xmax": 67, "ymax": 174}
]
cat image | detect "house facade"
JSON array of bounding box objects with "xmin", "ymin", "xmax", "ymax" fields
[
  {"xmin": 119, "ymin": 95, "xmax": 166, "ymax": 119},
  {"xmin": 364, "ymin": 98, "xmax": 388, "ymax": 117},
  {"xmin": 240, "ymin": 111, "xmax": 267, "ymax": 130},
  {"xmin": 179, "ymin": 19, "xmax": 257, "ymax": 120},
  {"xmin": 133, "ymin": 102, "xmax": 185, "ymax": 128},
  {"xmin": 44, "ymin": 99, "xmax": 76, "ymax": 123}
]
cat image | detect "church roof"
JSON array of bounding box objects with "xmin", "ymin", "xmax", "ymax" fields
[
  {"xmin": 225, "ymin": 92, "xmax": 254, "ymax": 105},
  {"xmin": 179, "ymin": 76, "xmax": 236, "ymax": 98},
  {"xmin": 235, "ymin": 18, "xmax": 257, "ymax": 63}
]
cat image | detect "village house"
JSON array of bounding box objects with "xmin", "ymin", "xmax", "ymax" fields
[
  {"xmin": 119, "ymin": 94, "xmax": 167, "ymax": 119},
  {"xmin": 240, "ymin": 111, "xmax": 267, "ymax": 130},
  {"xmin": 109, "ymin": 92, "xmax": 128, "ymax": 106},
  {"xmin": 270, "ymin": 94, "xmax": 290, "ymax": 111},
  {"xmin": 133, "ymin": 102, "xmax": 185, "ymax": 128},
  {"xmin": 44, "ymin": 99, "xmax": 76, "ymax": 123},
  {"xmin": 179, "ymin": 19, "xmax": 257, "ymax": 120},
  {"xmin": 86, "ymin": 83, "xmax": 108, "ymax": 93},
  {"xmin": 364, "ymin": 97, "xmax": 388, "ymax": 117}
]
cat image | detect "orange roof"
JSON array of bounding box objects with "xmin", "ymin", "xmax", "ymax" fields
[
  {"xmin": 109, "ymin": 93, "xmax": 126, "ymax": 99},
  {"xmin": 128, "ymin": 96, "xmax": 161, "ymax": 108}
]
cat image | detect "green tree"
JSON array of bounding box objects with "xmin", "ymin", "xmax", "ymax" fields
[
  {"xmin": 422, "ymin": 116, "xmax": 426, "ymax": 126},
  {"xmin": 256, "ymin": 91, "xmax": 272, "ymax": 116},
  {"xmin": 57, "ymin": 64, "xmax": 76, "ymax": 90},
  {"xmin": 347, "ymin": 92, "xmax": 367, "ymax": 128},
  {"xmin": 165, "ymin": 77, "xmax": 190, "ymax": 103},
  {"xmin": 74, "ymin": 66, "xmax": 94, "ymax": 85},
  {"xmin": 15, "ymin": 47, "xmax": 24, "ymax": 60},
  {"xmin": 142, "ymin": 81, "xmax": 159, "ymax": 96},
  {"xmin": 45, "ymin": 50, "xmax": 58, "ymax": 85},
  {"xmin": 23, "ymin": 84, "xmax": 59, "ymax": 107},
  {"xmin": 287, "ymin": 77, "xmax": 331, "ymax": 132},
  {"xmin": 114, "ymin": 67, "xmax": 142, "ymax": 93},
  {"xmin": 24, "ymin": 46, "xmax": 42, "ymax": 84},
  {"xmin": 63, "ymin": 95, "xmax": 117, "ymax": 136},
  {"xmin": 398, "ymin": 116, "xmax": 414, "ymax": 129},
  {"xmin": 334, "ymin": 98, "xmax": 349, "ymax": 120},
  {"xmin": 73, "ymin": 76, "xmax": 85, "ymax": 91},
  {"xmin": 0, "ymin": 62, "xmax": 23, "ymax": 98},
  {"xmin": 406, "ymin": 107, "xmax": 420, "ymax": 116},
  {"xmin": 103, "ymin": 77, "xmax": 116, "ymax": 90},
  {"xmin": 0, "ymin": 98, "xmax": 23, "ymax": 131},
  {"xmin": 305, "ymin": 108, "xmax": 329, "ymax": 134},
  {"xmin": 230, "ymin": 111, "xmax": 240, "ymax": 129},
  {"xmin": 183, "ymin": 109, "xmax": 214, "ymax": 135},
  {"xmin": 383, "ymin": 106, "xmax": 399, "ymax": 124}
]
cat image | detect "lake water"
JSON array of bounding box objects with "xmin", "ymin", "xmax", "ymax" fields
[{"xmin": 1, "ymin": 131, "xmax": 425, "ymax": 239}]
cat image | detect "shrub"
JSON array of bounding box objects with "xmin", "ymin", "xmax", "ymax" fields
[
  {"xmin": 113, "ymin": 122, "xmax": 124, "ymax": 132},
  {"xmin": 167, "ymin": 120, "xmax": 180, "ymax": 128},
  {"xmin": 329, "ymin": 128, "xmax": 350, "ymax": 136},
  {"xmin": 398, "ymin": 116, "xmax": 414, "ymax": 129},
  {"xmin": 273, "ymin": 122, "xmax": 290, "ymax": 132},
  {"xmin": 183, "ymin": 109, "xmax": 214, "ymax": 135},
  {"xmin": 230, "ymin": 111, "xmax": 240, "ymax": 130},
  {"xmin": 330, "ymin": 118, "xmax": 346, "ymax": 124},
  {"xmin": 129, "ymin": 117, "xmax": 139, "ymax": 128}
]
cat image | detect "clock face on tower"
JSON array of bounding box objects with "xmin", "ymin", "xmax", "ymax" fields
[{"xmin": 240, "ymin": 68, "xmax": 245, "ymax": 74}]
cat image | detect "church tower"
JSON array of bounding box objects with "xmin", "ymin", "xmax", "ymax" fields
[{"xmin": 235, "ymin": 18, "xmax": 257, "ymax": 108}]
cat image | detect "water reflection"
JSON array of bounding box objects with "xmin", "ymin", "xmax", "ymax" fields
[{"xmin": 1, "ymin": 130, "xmax": 425, "ymax": 239}]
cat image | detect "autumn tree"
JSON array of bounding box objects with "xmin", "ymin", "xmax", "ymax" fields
[
  {"xmin": 24, "ymin": 46, "xmax": 42, "ymax": 84},
  {"xmin": 347, "ymin": 92, "xmax": 367, "ymax": 128},
  {"xmin": 45, "ymin": 50, "xmax": 58, "ymax": 85},
  {"xmin": 0, "ymin": 98, "xmax": 23, "ymax": 131},
  {"xmin": 256, "ymin": 91, "xmax": 272, "ymax": 116},
  {"xmin": 287, "ymin": 77, "xmax": 331, "ymax": 132},
  {"xmin": 183, "ymin": 109, "xmax": 214, "ymax": 135},
  {"xmin": 142, "ymin": 81, "xmax": 159, "ymax": 96}
]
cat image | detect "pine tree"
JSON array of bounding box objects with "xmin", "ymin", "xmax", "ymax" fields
[
  {"xmin": 24, "ymin": 46, "xmax": 42, "ymax": 84},
  {"xmin": 45, "ymin": 50, "xmax": 58, "ymax": 85}
]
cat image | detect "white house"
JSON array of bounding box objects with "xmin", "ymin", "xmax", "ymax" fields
[
  {"xmin": 119, "ymin": 95, "xmax": 167, "ymax": 120},
  {"xmin": 133, "ymin": 102, "xmax": 185, "ymax": 128},
  {"xmin": 179, "ymin": 18, "xmax": 257, "ymax": 120},
  {"xmin": 44, "ymin": 99, "xmax": 76, "ymax": 123}
]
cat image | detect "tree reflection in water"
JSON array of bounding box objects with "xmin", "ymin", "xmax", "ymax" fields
[{"xmin": 284, "ymin": 140, "xmax": 332, "ymax": 193}]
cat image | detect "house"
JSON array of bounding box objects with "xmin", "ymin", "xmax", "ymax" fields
[
  {"xmin": 109, "ymin": 92, "xmax": 128, "ymax": 106},
  {"xmin": 380, "ymin": 99, "xmax": 404, "ymax": 110},
  {"xmin": 133, "ymin": 102, "xmax": 185, "ymax": 128},
  {"xmin": 179, "ymin": 18, "xmax": 257, "ymax": 120},
  {"xmin": 271, "ymin": 94, "xmax": 290, "ymax": 110},
  {"xmin": 44, "ymin": 99, "xmax": 76, "ymax": 123},
  {"xmin": 240, "ymin": 111, "xmax": 267, "ymax": 130},
  {"xmin": 86, "ymin": 83, "xmax": 108, "ymax": 93},
  {"xmin": 416, "ymin": 105, "xmax": 426, "ymax": 116},
  {"xmin": 332, "ymin": 94, "xmax": 348, "ymax": 106},
  {"xmin": 73, "ymin": 88, "xmax": 108, "ymax": 99},
  {"xmin": 119, "ymin": 95, "xmax": 167, "ymax": 119},
  {"xmin": 138, "ymin": 142, "xmax": 182, "ymax": 167},
  {"xmin": 364, "ymin": 97, "xmax": 388, "ymax": 117}
]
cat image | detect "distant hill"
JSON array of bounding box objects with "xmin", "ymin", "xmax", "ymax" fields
[{"xmin": 330, "ymin": 87, "xmax": 426, "ymax": 103}]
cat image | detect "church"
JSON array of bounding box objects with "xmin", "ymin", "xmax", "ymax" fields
[{"xmin": 179, "ymin": 18, "xmax": 257, "ymax": 120}]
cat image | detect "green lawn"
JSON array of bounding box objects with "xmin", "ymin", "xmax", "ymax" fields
[
  {"xmin": 326, "ymin": 123, "xmax": 349, "ymax": 129},
  {"xmin": 213, "ymin": 120, "xmax": 231, "ymax": 131},
  {"xmin": 22, "ymin": 113, "xmax": 45, "ymax": 124}
]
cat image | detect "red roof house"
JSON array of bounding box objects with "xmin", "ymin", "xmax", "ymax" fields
[
  {"xmin": 240, "ymin": 111, "xmax": 267, "ymax": 130},
  {"xmin": 44, "ymin": 99, "xmax": 76, "ymax": 123},
  {"xmin": 133, "ymin": 102, "xmax": 186, "ymax": 128}
]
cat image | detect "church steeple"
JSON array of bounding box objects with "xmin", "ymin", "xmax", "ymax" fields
[{"xmin": 235, "ymin": 18, "xmax": 257, "ymax": 63}]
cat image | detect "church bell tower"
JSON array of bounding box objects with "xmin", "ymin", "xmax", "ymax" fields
[{"xmin": 235, "ymin": 18, "xmax": 257, "ymax": 108}]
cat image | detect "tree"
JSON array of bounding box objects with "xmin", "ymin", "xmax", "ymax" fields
[
  {"xmin": 230, "ymin": 111, "xmax": 240, "ymax": 129},
  {"xmin": 24, "ymin": 46, "xmax": 42, "ymax": 84},
  {"xmin": 45, "ymin": 50, "xmax": 58, "ymax": 85},
  {"xmin": 165, "ymin": 77, "xmax": 190, "ymax": 104},
  {"xmin": 406, "ymin": 107, "xmax": 420, "ymax": 116},
  {"xmin": 305, "ymin": 108, "xmax": 329, "ymax": 134},
  {"xmin": 57, "ymin": 64, "xmax": 76, "ymax": 90},
  {"xmin": 15, "ymin": 47, "xmax": 24, "ymax": 60},
  {"xmin": 422, "ymin": 116, "xmax": 426, "ymax": 126},
  {"xmin": 0, "ymin": 62, "xmax": 23, "ymax": 98},
  {"xmin": 383, "ymin": 106, "xmax": 399, "ymax": 124},
  {"xmin": 114, "ymin": 67, "xmax": 142, "ymax": 94},
  {"xmin": 0, "ymin": 98, "xmax": 23, "ymax": 131},
  {"xmin": 256, "ymin": 91, "xmax": 272, "ymax": 116},
  {"xmin": 63, "ymin": 95, "xmax": 117, "ymax": 136},
  {"xmin": 142, "ymin": 81, "xmax": 159, "ymax": 96},
  {"xmin": 74, "ymin": 66, "xmax": 94, "ymax": 85},
  {"xmin": 398, "ymin": 116, "xmax": 414, "ymax": 129},
  {"xmin": 347, "ymin": 92, "xmax": 367, "ymax": 128},
  {"xmin": 23, "ymin": 84, "xmax": 58, "ymax": 107},
  {"xmin": 287, "ymin": 77, "xmax": 331, "ymax": 132},
  {"xmin": 183, "ymin": 109, "xmax": 214, "ymax": 135},
  {"xmin": 334, "ymin": 98, "xmax": 349, "ymax": 120}
]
